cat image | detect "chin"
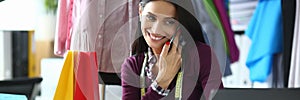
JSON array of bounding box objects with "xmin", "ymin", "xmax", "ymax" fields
[{"xmin": 148, "ymin": 43, "xmax": 164, "ymax": 49}]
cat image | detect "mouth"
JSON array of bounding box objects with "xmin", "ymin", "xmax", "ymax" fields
[{"xmin": 147, "ymin": 31, "xmax": 167, "ymax": 41}]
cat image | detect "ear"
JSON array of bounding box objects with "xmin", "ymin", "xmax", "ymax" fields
[{"xmin": 139, "ymin": 4, "xmax": 143, "ymax": 21}]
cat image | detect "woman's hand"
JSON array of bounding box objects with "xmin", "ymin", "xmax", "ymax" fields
[{"xmin": 155, "ymin": 32, "xmax": 182, "ymax": 89}]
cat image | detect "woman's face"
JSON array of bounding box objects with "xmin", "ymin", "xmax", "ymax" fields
[{"xmin": 140, "ymin": 1, "xmax": 178, "ymax": 51}]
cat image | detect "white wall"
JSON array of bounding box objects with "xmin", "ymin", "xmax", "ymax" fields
[
  {"xmin": 0, "ymin": 0, "xmax": 45, "ymax": 30},
  {"xmin": 0, "ymin": 0, "xmax": 46, "ymax": 79},
  {"xmin": 0, "ymin": 31, "xmax": 12, "ymax": 80}
]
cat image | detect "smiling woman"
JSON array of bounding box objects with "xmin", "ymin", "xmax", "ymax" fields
[
  {"xmin": 121, "ymin": 0, "xmax": 224, "ymax": 100},
  {"xmin": 140, "ymin": 1, "xmax": 178, "ymax": 55}
]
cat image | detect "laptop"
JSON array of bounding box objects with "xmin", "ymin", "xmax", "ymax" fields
[{"xmin": 210, "ymin": 88, "xmax": 300, "ymax": 100}]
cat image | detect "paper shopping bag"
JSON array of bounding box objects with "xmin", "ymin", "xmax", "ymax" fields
[
  {"xmin": 74, "ymin": 51, "xmax": 100, "ymax": 100},
  {"xmin": 54, "ymin": 51, "xmax": 74, "ymax": 100},
  {"xmin": 54, "ymin": 51, "xmax": 100, "ymax": 100}
]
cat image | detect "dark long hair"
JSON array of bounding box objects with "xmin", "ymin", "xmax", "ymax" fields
[{"xmin": 131, "ymin": 0, "xmax": 205, "ymax": 55}]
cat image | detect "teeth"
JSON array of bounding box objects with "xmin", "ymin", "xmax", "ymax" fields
[{"xmin": 149, "ymin": 34, "xmax": 163, "ymax": 40}]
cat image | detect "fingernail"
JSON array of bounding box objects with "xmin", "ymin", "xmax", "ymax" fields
[{"xmin": 166, "ymin": 41, "xmax": 170, "ymax": 45}]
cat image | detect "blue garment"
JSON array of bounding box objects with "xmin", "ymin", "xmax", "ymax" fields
[
  {"xmin": 245, "ymin": 0, "xmax": 283, "ymax": 82},
  {"xmin": 225, "ymin": 0, "xmax": 229, "ymax": 11}
]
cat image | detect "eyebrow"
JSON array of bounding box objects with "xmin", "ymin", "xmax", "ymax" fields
[
  {"xmin": 147, "ymin": 12, "xmax": 157, "ymax": 17},
  {"xmin": 147, "ymin": 12, "xmax": 176, "ymax": 20}
]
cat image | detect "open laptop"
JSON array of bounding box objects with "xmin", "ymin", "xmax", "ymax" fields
[{"xmin": 210, "ymin": 88, "xmax": 300, "ymax": 100}]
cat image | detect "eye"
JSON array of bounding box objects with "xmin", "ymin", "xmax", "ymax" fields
[
  {"xmin": 146, "ymin": 14, "xmax": 156, "ymax": 22},
  {"xmin": 165, "ymin": 19, "xmax": 176, "ymax": 25}
]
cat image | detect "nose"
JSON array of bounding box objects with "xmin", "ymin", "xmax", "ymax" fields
[{"xmin": 152, "ymin": 21, "xmax": 163, "ymax": 34}]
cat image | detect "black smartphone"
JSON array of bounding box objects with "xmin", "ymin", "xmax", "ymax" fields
[{"xmin": 169, "ymin": 26, "xmax": 185, "ymax": 52}]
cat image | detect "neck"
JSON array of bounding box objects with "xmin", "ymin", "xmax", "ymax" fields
[{"xmin": 151, "ymin": 48, "xmax": 162, "ymax": 58}]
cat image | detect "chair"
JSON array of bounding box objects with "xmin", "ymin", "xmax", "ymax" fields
[{"xmin": 0, "ymin": 77, "xmax": 43, "ymax": 100}]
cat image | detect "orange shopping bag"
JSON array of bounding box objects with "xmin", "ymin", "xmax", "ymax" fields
[
  {"xmin": 54, "ymin": 51, "xmax": 74, "ymax": 100},
  {"xmin": 54, "ymin": 51, "xmax": 100, "ymax": 100}
]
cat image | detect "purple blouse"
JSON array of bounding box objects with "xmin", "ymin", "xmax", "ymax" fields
[{"xmin": 121, "ymin": 42, "xmax": 224, "ymax": 100}]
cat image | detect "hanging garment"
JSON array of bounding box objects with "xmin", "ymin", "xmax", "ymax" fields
[
  {"xmin": 272, "ymin": 53, "xmax": 284, "ymax": 88},
  {"xmin": 54, "ymin": 51, "xmax": 100, "ymax": 100},
  {"xmin": 281, "ymin": 0, "xmax": 296, "ymax": 88},
  {"xmin": 192, "ymin": 0, "xmax": 231, "ymax": 77},
  {"xmin": 229, "ymin": 0, "xmax": 258, "ymax": 31},
  {"xmin": 54, "ymin": 0, "xmax": 70, "ymax": 57},
  {"xmin": 288, "ymin": 0, "xmax": 300, "ymax": 88},
  {"xmin": 203, "ymin": 0, "xmax": 242, "ymax": 65},
  {"xmin": 203, "ymin": 0, "xmax": 229, "ymax": 56},
  {"xmin": 245, "ymin": 0, "xmax": 283, "ymax": 82},
  {"xmin": 65, "ymin": 0, "xmax": 74, "ymax": 52},
  {"xmin": 70, "ymin": 0, "xmax": 139, "ymax": 73},
  {"xmin": 213, "ymin": 0, "xmax": 240, "ymax": 63}
]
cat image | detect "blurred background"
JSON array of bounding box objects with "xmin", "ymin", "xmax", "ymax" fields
[{"xmin": 0, "ymin": 0, "xmax": 299, "ymax": 100}]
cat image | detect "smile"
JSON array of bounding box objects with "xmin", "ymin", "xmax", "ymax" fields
[{"xmin": 147, "ymin": 31, "xmax": 166, "ymax": 41}]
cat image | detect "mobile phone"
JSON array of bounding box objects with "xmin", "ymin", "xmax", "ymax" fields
[
  {"xmin": 169, "ymin": 26, "xmax": 185, "ymax": 51},
  {"xmin": 170, "ymin": 26, "xmax": 180, "ymax": 42}
]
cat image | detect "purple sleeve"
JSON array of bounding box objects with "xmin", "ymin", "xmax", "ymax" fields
[
  {"xmin": 121, "ymin": 56, "xmax": 164, "ymax": 100},
  {"xmin": 141, "ymin": 87, "xmax": 164, "ymax": 100},
  {"xmin": 198, "ymin": 44, "xmax": 224, "ymax": 99}
]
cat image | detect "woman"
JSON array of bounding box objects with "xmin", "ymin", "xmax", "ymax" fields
[{"xmin": 121, "ymin": 0, "xmax": 223, "ymax": 100}]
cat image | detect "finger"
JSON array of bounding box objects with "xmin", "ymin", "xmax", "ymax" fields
[{"xmin": 161, "ymin": 41, "xmax": 171, "ymax": 57}]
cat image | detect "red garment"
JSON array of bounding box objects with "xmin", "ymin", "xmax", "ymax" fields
[
  {"xmin": 54, "ymin": 0, "xmax": 69, "ymax": 57},
  {"xmin": 70, "ymin": 0, "xmax": 139, "ymax": 73},
  {"xmin": 65, "ymin": 0, "xmax": 74, "ymax": 51},
  {"xmin": 55, "ymin": 0, "xmax": 140, "ymax": 72}
]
